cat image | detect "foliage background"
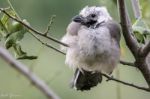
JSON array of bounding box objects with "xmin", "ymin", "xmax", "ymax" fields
[{"xmin": 0, "ymin": 0, "xmax": 150, "ymax": 99}]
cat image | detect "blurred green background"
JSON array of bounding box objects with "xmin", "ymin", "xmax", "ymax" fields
[{"xmin": 0, "ymin": 0, "xmax": 150, "ymax": 99}]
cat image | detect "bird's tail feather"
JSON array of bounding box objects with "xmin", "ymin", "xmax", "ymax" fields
[{"xmin": 71, "ymin": 68, "xmax": 102, "ymax": 91}]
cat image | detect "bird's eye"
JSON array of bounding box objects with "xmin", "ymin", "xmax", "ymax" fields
[{"xmin": 90, "ymin": 14, "xmax": 96, "ymax": 18}]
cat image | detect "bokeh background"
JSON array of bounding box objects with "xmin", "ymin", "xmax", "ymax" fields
[{"xmin": 0, "ymin": 0, "xmax": 150, "ymax": 99}]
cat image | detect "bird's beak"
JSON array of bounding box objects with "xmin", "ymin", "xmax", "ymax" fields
[{"xmin": 72, "ymin": 15, "xmax": 86, "ymax": 23}]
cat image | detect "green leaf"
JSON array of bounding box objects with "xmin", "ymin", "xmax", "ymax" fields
[
  {"xmin": 5, "ymin": 37, "xmax": 15, "ymax": 49},
  {"xmin": 5, "ymin": 28, "xmax": 27, "ymax": 49},
  {"xmin": 132, "ymin": 18, "xmax": 150, "ymax": 44},
  {"xmin": 133, "ymin": 25, "xmax": 150, "ymax": 35},
  {"xmin": 134, "ymin": 31, "xmax": 145, "ymax": 44},
  {"xmin": 17, "ymin": 56, "xmax": 38, "ymax": 60},
  {"xmin": 0, "ymin": 19, "xmax": 8, "ymax": 37},
  {"xmin": 0, "ymin": 8, "xmax": 36, "ymax": 60},
  {"xmin": 9, "ymin": 21, "xmax": 24, "ymax": 33},
  {"xmin": 13, "ymin": 43, "xmax": 37, "ymax": 60},
  {"xmin": 0, "ymin": 10, "xmax": 17, "ymax": 37},
  {"xmin": 1, "ymin": 14, "xmax": 10, "ymax": 26},
  {"xmin": 13, "ymin": 43, "xmax": 27, "ymax": 57},
  {"xmin": 1, "ymin": 12, "xmax": 11, "ymax": 31}
]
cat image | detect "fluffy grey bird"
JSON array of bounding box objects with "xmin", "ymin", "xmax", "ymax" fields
[{"xmin": 61, "ymin": 6, "xmax": 121, "ymax": 91}]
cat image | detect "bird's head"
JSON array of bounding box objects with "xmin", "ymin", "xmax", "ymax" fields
[{"xmin": 72, "ymin": 6, "xmax": 112, "ymax": 28}]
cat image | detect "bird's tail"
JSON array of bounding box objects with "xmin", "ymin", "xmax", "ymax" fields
[{"xmin": 71, "ymin": 68, "xmax": 102, "ymax": 91}]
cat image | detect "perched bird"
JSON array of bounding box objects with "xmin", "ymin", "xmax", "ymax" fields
[{"xmin": 61, "ymin": 6, "xmax": 121, "ymax": 91}]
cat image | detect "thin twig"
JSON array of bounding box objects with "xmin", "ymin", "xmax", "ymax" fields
[
  {"xmin": 101, "ymin": 73, "xmax": 150, "ymax": 92},
  {"xmin": 30, "ymin": 32, "xmax": 66, "ymax": 55},
  {"xmin": 120, "ymin": 60, "xmax": 135, "ymax": 67},
  {"xmin": 0, "ymin": 8, "xmax": 69, "ymax": 47},
  {"xmin": 0, "ymin": 47, "xmax": 60, "ymax": 99},
  {"xmin": 44, "ymin": 15, "xmax": 56, "ymax": 36}
]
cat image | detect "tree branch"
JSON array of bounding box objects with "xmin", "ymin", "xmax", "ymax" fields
[
  {"xmin": 118, "ymin": 0, "xmax": 139, "ymax": 57},
  {"xmin": 101, "ymin": 73, "xmax": 150, "ymax": 92},
  {"xmin": 43, "ymin": 15, "xmax": 56, "ymax": 36},
  {"xmin": 120, "ymin": 60, "xmax": 135, "ymax": 67},
  {"xmin": 0, "ymin": 47, "xmax": 60, "ymax": 99}
]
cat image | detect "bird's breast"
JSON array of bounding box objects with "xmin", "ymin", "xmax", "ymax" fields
[{"xmin": 78, "ymin": 27, "xmax": 111, "ymax": 57}]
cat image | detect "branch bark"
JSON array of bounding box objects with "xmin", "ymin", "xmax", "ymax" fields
[
  {"xmin": 120, "ymin": 60, "xmax": 135, "ymax": 67},
  {"xmin": 0, "ymin": 47, "xmax": 60, "ymax": 99},
  {"xmin": 135, "ymin": 55, "xmax": 150, "ymax": 88}
]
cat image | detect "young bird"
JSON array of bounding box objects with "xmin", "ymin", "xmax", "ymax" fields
[{"xmin": 61, "ymin": 6, "xmax": 121, "ymax": 91}]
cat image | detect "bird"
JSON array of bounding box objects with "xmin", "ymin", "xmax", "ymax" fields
[{"xmin": 61, "ymin": 6, "xmax": 121, "ymax": 91}]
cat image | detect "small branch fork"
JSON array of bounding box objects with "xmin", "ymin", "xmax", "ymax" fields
[{"xmin": 44, "ymin": 15, "xmax": 56, "ymax": 36}]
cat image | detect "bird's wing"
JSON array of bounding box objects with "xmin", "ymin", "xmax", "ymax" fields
[
  {"xmin": 61, "ymin": 22, "xmax": 81, "ymax": 51},
  {"xmin": 105, "ymin": 20, "xmax": 121, "ymax": 47}
]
